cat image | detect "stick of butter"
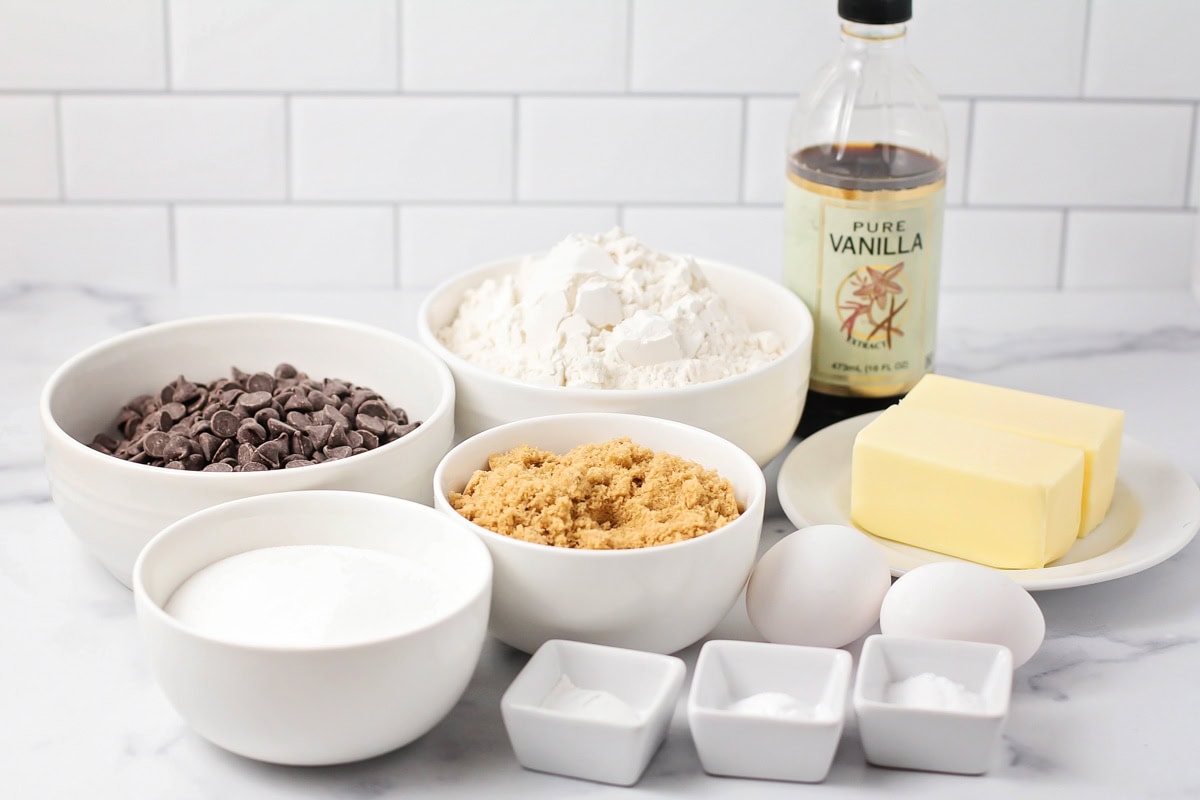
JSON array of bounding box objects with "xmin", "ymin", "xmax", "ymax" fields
[
  {"xmin": 901, "ymin": 374, "xmax": 1123, "ymax": 536},
  {"xmin": 851, "ymin": 405, "xmax": 1085, "ymax": 569}
]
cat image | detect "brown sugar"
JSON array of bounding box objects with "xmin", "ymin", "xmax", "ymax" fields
[{"xmin": 449, "ymin": 437, "xmax": 742, "ymax": 549}]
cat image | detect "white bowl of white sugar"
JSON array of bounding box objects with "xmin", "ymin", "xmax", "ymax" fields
[
  {"xmin": 132, "ymin": 490, "xmax": 492, "ymax": 766},
  {"xmin": 418, "ymin": 230, "xmax": 812, "ymax": 467}
]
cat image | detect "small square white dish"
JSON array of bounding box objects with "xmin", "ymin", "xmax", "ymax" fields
[
  {"xmin": 500, "ymin": 639, "xmax": 686, "ymax": 786},
  {"xmin": 853, "ymin": 634, "xmax": 1012, "ymax": 775},
  {"xmin": 687, "ymin": 639, "xmax": 851, "ymax": 782}
]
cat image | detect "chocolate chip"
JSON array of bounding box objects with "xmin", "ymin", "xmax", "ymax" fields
[
  {"xmin": 356, "ymin": 413, "xmax": 387, "ymax": 436},
  {"xmin": 323, "ymin": 445, "xmax": 352, "ymax": 460},
  {"xmin": 197, "ymin": 432, "xmax": 221, "ymax": 461},
  {"xmin": 393, "ymin": 422, "xmax": 420, "ymax": 438},
  {"xmin": 307, "ymin": 425, "xmax": 331, "ymax": 449},
  {"xmin": 285, "ymin": 410, "xmax": 311, "ymax": 429},
  {"xmin": 266, "ymin": 417, "xmax": 298, "ymax": 437},
  {"xmin": 213, "ymin": 437, "xmax": 236, "ymax": 463},
  {"xmin": 323, "ymin": 404, "xmax": 348, "ymax": 428},
  {"xmin": 211, "ymin": 410, "xmax": 240, "ymax": 438},
  {"xmin": 247, "ymin": 372, "xmax": 275, "ymax": 393},
  {"xmin": 142, "ymin": 431, "xmax": 170, "ymax": 458},
  {"xmin": 163, "ymin": 435, "xmax": 193, "ymax": 461},
  {"xmin": 254, "ymin": 406, "xmax": 280, "ymax": 426},
  {"xmin": 327, "ymin": 423, "xmax": 350, "ymax": 449},
  {"xmin": 284, "ymin": 459, "xmax": 314, "ymax": 468},
  {"xmin": 236, "ymin": 420, "xmax": 266, "ymax": 447},
  {"xmin": 92, "ymin": 365, "xmax": 418, "ymax": 473},
  {"xmin": 237, "ymin": 391, "xmax": 273, "ymax": 412}
]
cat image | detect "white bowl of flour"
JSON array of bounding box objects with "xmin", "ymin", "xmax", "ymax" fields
[{"xmin": 419, "ymin": 230, "xmax": 812, "ymax": 466}]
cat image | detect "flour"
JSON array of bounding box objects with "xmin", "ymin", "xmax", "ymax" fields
[{"xmin": 438, "ymin": 229, "xmax": 784, "ymax": 390}]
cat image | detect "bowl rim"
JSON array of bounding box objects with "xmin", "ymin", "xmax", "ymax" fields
[
  {"xmin": 416, "ymin": 254, "xmax": 813, "ymax": 399},
  {"xmin": 433, "ymin": 412, "xmax": 768, "ymax": 558},
  {"xmin": 132, "ymin": 489, "xmax": 493, "ymax": 653},
  {"xmin": 39, "ymin": 312, "xmax": 456, "ymax": 483}
]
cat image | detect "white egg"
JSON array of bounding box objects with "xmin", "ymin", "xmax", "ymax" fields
[
  {"xmin": 746, "ymin": 524, "xmax": 892, "ymax": 648},
  {"xmin": 880, "ymin": 562, "xmax": 1045, "ymax": 668}
]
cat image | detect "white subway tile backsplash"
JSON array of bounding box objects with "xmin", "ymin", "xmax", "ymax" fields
[
  {"xmin": 941, "ymin": 209, "xmax": 1062, "ymax": 289},
  {"xmin": 1085, "ymin": 1, "xmax": 1200, "ymax": 100},
  {"xmin": 292, "ymin": 97, "xmax": 512, "ymax": 201},
  {"xmin": 61, "ymin": 97, "xmax": 286, "ymax": 200},
  {"xmin": 742, "ymin": 99, "xmax": 968, "ymax": 206},
  {"xmin": 175, "ymin": 206, "xmax": 394, "ymax": 289},
  {"xmin": 909, "ymin": 0, "xmax": 1086, "ymax": 98},
  {"xmin": 519, "ymin": 97, "xmax": 741, "ymax": 202},
  {"xmin": 0, "ymin": 97, "xmax": 59, "ymax": 199},
  {"xmin": 1062, "ymin": 211, "xmax": 1196, "ymax": 289},
  {"xmin": 0, "ymin": 0, "xmax": 164, "ymax": 89},
  {"xmin": 942, "ymin": 100, "xmax": 970, "ymax": 206},
  {"xmin": 621, "ymin": 206, "xmax": 784, "ymax": 280},
  {"xmin": 742, "ymin": 98, "xmax": 793, "ymax": 205},
  {"xmin": 397, "ymin": 205, "xmax": 618, "ymax": 288},
  {"xmin": 0, "ymin": 206, "xmax": 169, "ymax": 289},
  {"xmin": 169, "ymin": 0, "xmax": 397, "ymax": 90},
  {"xmin": 403, "ymin": 0, "xmax": 626, "ymax": 93},
  {"xmin": 630, "ymin": 0, "xmax": 836, "ymax": 94},
  {"xmin": 969, "ymin": 102, "xmax": 1192, "ymax": 207}
]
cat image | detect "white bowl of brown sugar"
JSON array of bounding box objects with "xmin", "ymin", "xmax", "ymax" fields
[
  {"xmin": 433, "ymin": 412, "xmax": 767, "ymax": 655},
  {"xmin": 40, "ymin": 314, "xmax": 455, "ymax": 587}
]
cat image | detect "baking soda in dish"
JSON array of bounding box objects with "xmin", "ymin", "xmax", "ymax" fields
[
  {"xmin": 164, "ymin": 545, "xmax": 448, "ymax": 647},
  {"xmin": 541, "ymin": 675, "xmax": 641, "ymax": 724},
  {"xmin": 438, "ymin": 228, "xmax": 783, "ymax": 390},
  {"xmin": 885, "ymin": 673, "xmax": 984, "ymax": 713},
  {"xmin": 727, "ymin": 691, "xmax": 822, "ymax": 719}
]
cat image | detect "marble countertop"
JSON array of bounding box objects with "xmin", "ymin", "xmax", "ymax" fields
[{"xmin": 5, "ymin": 284, "xmax": 1200, "ymax": 799}]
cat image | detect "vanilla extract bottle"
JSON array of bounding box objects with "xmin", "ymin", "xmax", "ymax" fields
[{"xmin": 784, "ymin": 0, "xmax": 947, "ymax": 437}]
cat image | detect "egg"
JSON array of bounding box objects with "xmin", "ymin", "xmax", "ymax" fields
[
  {"xmin": 746, "ymin": 524, "xmax": 892, "ymax": 648},
  {"xmin": 880, "ymin": 562, "xmax": 1045, "ymax": 668}
]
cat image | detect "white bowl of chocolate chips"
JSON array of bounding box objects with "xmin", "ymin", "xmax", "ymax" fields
[{"xmin": 40, "ymin": 313, "xmax": 455, "ymax": 587}]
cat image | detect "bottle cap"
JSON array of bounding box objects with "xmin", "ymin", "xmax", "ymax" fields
[{"xmin": 838, "ymin": 0, "xmax": 912, "ymax": 25}]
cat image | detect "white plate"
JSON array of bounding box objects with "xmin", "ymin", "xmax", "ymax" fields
[{"xmin": 777, "ymin": 412, "xmax": 1200, "ymax": 590}]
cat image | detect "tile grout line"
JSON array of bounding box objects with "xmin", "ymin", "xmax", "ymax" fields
[
  {"xmin": 737, "ymin": 96, "xmax": 749, "ymax": 204},
  {"xmin": 52, "ymin": 94, "xmax": 67, "ymax": 200},
  {"xmin": 1, "ymin": 198, "xmax": 1196, "ymax": 213},
  {"xmin": 393, "ymin": 204, "xmax": 402, "ymax": 288},
  {"xmin": 167, "ymin": 203, "xmax": 178, "ymax": 287},
  {"xmin": 161, "ymin": 0, "xmax": 173, "ymax": 89},
  {"xmin": 1077, "ymin": 0, "xmax": 1093, "ymax": 98},
  {"xmin": 0, "ymin": 88, "xmax": 1196, "ymax": 106},
  {"xmin": 959, "ymin": 99, "xmax": 975, "ymax": 204},
  {"xmin": 1056, "ymin": 209, "xmax": 1070, "ymax": 290},
  {"xmin": 283, "ymin": 95, "xmax": 293, "ymax": 200},
  {"xmin": 1184, "ymin": 102, "xmax": 1199, "ymax": 209},
  {"xmin": 510, "ymin": 96, "xmax": 519, "ymax": 201},
  {"xmin": 395, "ymin": 0, "xmax": 404, "ymax": 91},
  {"xmin": 624, "ymin": 0, "xmax": 635, "ymax": 92}
]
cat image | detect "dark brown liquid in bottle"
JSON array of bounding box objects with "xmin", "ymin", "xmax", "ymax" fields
[{"xmin": 791, "ymin": 143, "xmax": 945, "ymax": 439}]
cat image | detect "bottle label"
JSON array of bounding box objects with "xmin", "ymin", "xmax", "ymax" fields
[{"xmin": 783, "ymin": 174, "xmax": 944, "ymax": 398}]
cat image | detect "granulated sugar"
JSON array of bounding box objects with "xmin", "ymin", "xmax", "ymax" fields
[
  {"xmin": 164, "ymin": 545, "xmax": 448, "ymax": 648},
  {"xmin": 438, "ymin": 229, "xmax": 783, "ymax": 390}
]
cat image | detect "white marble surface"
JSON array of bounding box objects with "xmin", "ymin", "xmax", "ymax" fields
[{"xmin": 5, "ymin": 284, "xmax": 1200, "ymax": 799}]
